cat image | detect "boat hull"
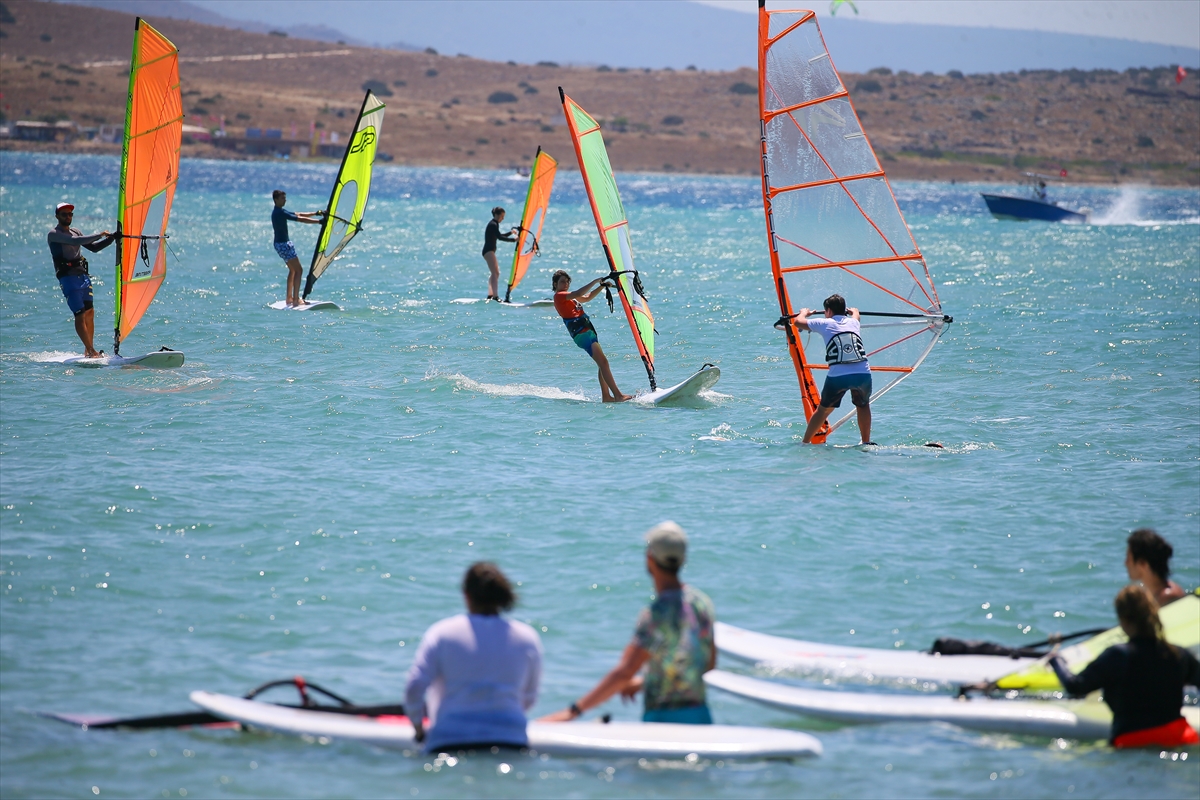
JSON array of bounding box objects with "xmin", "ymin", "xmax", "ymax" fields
[{"xmin": 981, "ymin": 194, "xmax": 1087, "ymax": 223}]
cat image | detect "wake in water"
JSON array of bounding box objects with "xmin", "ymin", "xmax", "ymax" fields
[
  {"xmin": 23, "ymin": 350, "xmax": 85, "ymax": 363},
  {"xmin": 424, "ymin": 369, "xmax": 590, "ymax": 402},
  {"xmin": 1090, "ymin": 187, "xmax": 1200, "ymax": 227}
]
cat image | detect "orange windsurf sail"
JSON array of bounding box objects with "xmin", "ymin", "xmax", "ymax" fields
[
  {"xmin": 506, "ymin": 147, "xmax": 557, "ymax": 303},
  {"xmin": 114, "ymin": 18, "xmax": 182, "ymax": 353},
  {"xmin": 757, "ymin": 2, "xmax": 950, "ymax": 441}
]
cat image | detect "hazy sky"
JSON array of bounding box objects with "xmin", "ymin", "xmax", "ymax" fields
[{"xmin": 698, "ymin": 0, "xmax": 1200, "ymax": 48}]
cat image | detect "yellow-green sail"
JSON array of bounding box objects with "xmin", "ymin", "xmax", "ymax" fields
[
  {"xmin": 995, "ymin": 592, "xmax": 1199, "ymax": 691},
  {"xmin": 303, "ymin": 90, "xmax": 386, "ymax": 299}
]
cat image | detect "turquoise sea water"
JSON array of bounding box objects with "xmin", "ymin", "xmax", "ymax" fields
[{"xmin": 1, "ymin": 151, "xmax": 1198, "ymax": 798}]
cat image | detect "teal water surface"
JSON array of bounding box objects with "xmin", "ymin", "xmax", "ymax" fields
[{"xmin": 1, "ymin": 152, "xmax": 1198, "ymax": 798}]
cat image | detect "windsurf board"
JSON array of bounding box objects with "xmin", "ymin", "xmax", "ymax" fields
[
  {"xmin": 268, "ymin": 300, "xmax": 340, "ymax": 311},
  {"xmin": 63, "ymin": 349, "xmax": 185, "ymax": 369},
  {"xmin": 190, "ymin": 691, "xmax": 821, "ymax": 759},
  {"xmin": 637, "ymin": 365, "xmax": 721, "ymax": 406}
]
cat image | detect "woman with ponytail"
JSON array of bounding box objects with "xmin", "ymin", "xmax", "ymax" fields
[{"xmin": 1050, "ymin": 584, "xmax": 1199, "ymax": 748}]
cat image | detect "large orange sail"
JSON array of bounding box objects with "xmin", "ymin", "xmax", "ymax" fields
[
  {"xmin": 506, "ymin": 147, "xmax": 557, "ymax": 302},
  {"xmin": 114, "ymin": 18, "xmax": 182, "ymax": 353},
  {"xmin": 757, "ymin": 3, "xmax": 950, "ymax": 441}
]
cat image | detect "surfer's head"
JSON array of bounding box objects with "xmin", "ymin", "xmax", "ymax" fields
[
  {"xmin": 1114, "ymin": 584, "xmax": 1163, "ymax": 641},
  {"xmin": 462, "ymin": 562, "xmax": 516, "ymax": 616},
  {"xmin": 823, "ymin": 294, "xmax": 847, "ymax": 316},
  {"xmin": 55, "ymin": 202, "xmax": 74, "ymax": 224},
  {"xmin": 645, "ymin": 520, "xmax": 687, "ymax": 575},
  {"xmin": 552, "ymin": 270, "xmax": 571, "ymax": 292},
  {"xmin": 492, "ymin": 206, "xmax": 506, "ymax": 221},
  {"xmin": 1126, "ymin": 528, "xmax": 1174, "ymax": 583},
  {"xmin": 272, "ymin": 189, "xmax": 286, "ymax": 207}
]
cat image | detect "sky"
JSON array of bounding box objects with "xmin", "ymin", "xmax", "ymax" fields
[{"xmin": 700, "ymin": 0, "xmax": 1200, "ymax": 49}]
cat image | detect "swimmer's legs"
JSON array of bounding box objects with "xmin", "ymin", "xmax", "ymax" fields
[
  {"xmin": 286, "ymin": 256, "xmax": 304, "ymax": 306},
  {"xmin": 591, "ymin": 343, "xmax": 631, "ymax": 402},
  {"xmin": 484, "ymin": 251, "xmax": 500, "ymax": 299}
]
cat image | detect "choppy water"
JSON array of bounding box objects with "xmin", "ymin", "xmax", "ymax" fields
[{"xmin": 1, "ymin": 152, "xmax": 1197, "ymax": 799}]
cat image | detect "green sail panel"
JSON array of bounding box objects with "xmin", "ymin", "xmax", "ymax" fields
[
  {"xmin": 304, "ymin": 91, "xmax": 386, "ymax": 299},
  {"xmin": 560, "ymin": 88, "xmax": 656, "ymax": 388}
]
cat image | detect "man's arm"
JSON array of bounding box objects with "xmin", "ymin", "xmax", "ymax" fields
[
  {"xmin": 82, "ymin": 232, "xmax": 117, "ymax": 253},
  {"xmin": 794, "ymin": 308, "xmax": 813, "ymax": 331},
  {"xmin": 1050, "ymin": 648, "xmax": 1117, "ymax": 699},
  {"xmin": 404, "ymin": 637, "xmax": 439, "ymax": 742},
  {"xmin": 295, "ymin": 211, "xmax": 325, "ymax": 224},
  {"xmin": 48, "ymin": 230, "xmax": 111, "ymax": 248},
  {"xmin": 538, "ymin": 641, "xmax": 650, "ymax": 721},
  {"xmin": 849, "ymin": 307, "xmax": 861, "ymax": 321}
]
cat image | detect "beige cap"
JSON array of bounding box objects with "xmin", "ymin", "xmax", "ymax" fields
[{"xmin": 645, "ymin": 520, "xmax": 687, "ymax": 570}]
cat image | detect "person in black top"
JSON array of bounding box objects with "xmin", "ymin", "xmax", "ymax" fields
[
  {"xmin": 482, "ymin": 206, "xmax": 517, "ymax": 302},
  {"xmin": 47, "ymin": 202, "xmax": 116, "ymax": 357},
  {"xmin": 1050, "ymin": 584, "xmax": 1200, "ymax": 748}
]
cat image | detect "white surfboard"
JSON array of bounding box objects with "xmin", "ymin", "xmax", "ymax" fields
[
  {"xmin": 637, "ymin": 365, "xmax": 721, "ymax": 406},
  {"xmin": 189, "ymin": 691, "xmax": 821, "ymax": 759},
  {"xmin": 705, "ymin": 671, "xmax": 1200, "ymax": 740},
  {"xmin": 451, "ymin": 298, "xmax": 554, "ymax": 308},
  {"xmin": 716, "ymin": 622, "xmax": 1037, "ymax": 687},
  {"xmin": 62, "ymin": 349, "xmax": 185, "ymax": 369},
  {"xmin": 268, "ymin": 300, "xmax": 340, "ymax": 311}
]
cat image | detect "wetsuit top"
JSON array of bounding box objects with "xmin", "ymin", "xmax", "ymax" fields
[
  {"xmin": 805, "ymin": 315, "xmax": 870, "ymax": 378},
  {"xmin": 47, "ymin": 226, "xmax": 115, "ymax": 279},
  {"xmin": 271, "ymin": 206, "xmax": 300, "ymax": 244},
  {"xmin": 482, "ymin": 218, "xmax": 515, "ymax": 256},
  {"xmin": 1050, "ymin": 637, "xmax": 1200, "ymax": 741},
  {"xmin": 554, "ymin": 291, "xmax": 595, "ymax": 337}
]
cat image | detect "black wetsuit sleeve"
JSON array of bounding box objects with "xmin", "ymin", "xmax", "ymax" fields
[
  {"xmin": 1182, "ymin": 647, "xmax": 1200, "ymax": 687},
  {"xmin": 1051, "ymin": 649, "xmax": 1120, "ymax": 698},
  {"xmin": 82, "ymin": 233, "xmax": 117, "ymax": 253},
  {"xmin": 498, "ymin": 228, "xmax": 516, "ymax": 242}
]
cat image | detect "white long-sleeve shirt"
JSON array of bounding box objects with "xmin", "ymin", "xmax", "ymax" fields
[{"xmin": 404, "ymin": 613, "xmax": 542, "ymax": 751}]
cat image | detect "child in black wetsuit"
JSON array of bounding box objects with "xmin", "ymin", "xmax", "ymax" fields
[{"xmin": 482, "ymin": 206, "xmax": 517, "ymax": 301}]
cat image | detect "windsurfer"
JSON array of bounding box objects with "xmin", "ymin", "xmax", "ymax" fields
[
  {"xmin": 796, "ymin": 294, "xmax": 873, "ymax": 444},
  {"xmin": 541, "ymin": 521, "xmax": 716, "ymax": 725},
  {"xmin": 271, "ymin": 190, "xmax": 323, "ymax": 307},
  {"xmin": 1049, "ymin": 584, "xmax": 1200, "ymax": 748},
  {"xmin": 47, "ymin": 202, "xmax": 116, "ymax": 358},
  {"xmin": 405, "ymin": 562, "xmax": 542, "ymax": 753},
  {"xmin": 1125, "ymin": 528, "xmax": 1186, "ymax": 607},
  {"xmin": 483, "ymin": 206, "xmax": 518, "ymax": 301},
  {"xmin": 552, "ymin": 270, "xmax": 631, "ymax": 402}
]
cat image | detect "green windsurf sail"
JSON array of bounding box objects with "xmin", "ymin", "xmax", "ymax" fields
[
  {"xmin": 560, "ymin": 87, "xmax": 656, "ymax": 390},
  {"xmin": 303, "ymin": 90, "xmax": 386, "ymax": 300}
]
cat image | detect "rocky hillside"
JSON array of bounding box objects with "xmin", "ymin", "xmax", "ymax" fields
[{"xmin": 2, "ymin": 1, "xmax": 1197, "ymax": 184}]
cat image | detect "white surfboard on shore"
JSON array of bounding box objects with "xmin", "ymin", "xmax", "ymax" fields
[
  {"xmin": 637, "ymin": 365, "xmax": 721, "ymax": 406},
  {"xmin": 190, "ymin": 691, "xmax": 821, "ymax": 759},
  {"xmin": 268, "ymin": 300, "xmax": 340, "ymax": 311},
  {"xmin": 62, "ymin": 349, "xmax": 186, "ymax": 369}
]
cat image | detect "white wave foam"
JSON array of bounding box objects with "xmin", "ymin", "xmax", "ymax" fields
[
  {"xmin": 426, "ymin": 370, "xmax": 589, "ymax": 402},
  {"xmin": 24, "ymin": 351, "xmax": 80, "ymax": 363},
  {"xmin": 1090, "ymin": 187, "xmax": 1200, "ymax": 227}
]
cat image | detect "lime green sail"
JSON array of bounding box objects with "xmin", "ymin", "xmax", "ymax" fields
[
  {"xmin": 303, "ymin": 90, "xmax": 386, "ymax": 299},
  {"xmin": 559, "ymin": 87, "xmax": 656, "ymax": 390}
]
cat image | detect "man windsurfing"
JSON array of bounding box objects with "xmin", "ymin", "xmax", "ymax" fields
[
  {"xmin": 796, "ymin": 294, "xmax": 874, "ymax": 445},
  {"xmin": 552, "ymin": 270, "xmax": 631, "ymax": 402},
  {"xmin": 47, "ymin": 202, "xmax": 116, "ymax": 358},
  {"xmin": 271, "ymin": 190, "xmax": 324, "ymax": 307}
]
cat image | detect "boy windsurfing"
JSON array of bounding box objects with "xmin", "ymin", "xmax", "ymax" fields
[
  {"xmin": 552, "ymin": 270, "xmax": 631, "ymax": 402},
  {"xmin": 796, "ymin": 293, "xmax": 873, "ymax": 445}
]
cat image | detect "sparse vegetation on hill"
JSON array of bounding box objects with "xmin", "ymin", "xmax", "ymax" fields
[{"xmin": 1, "ymin": 1, "xmax": 1196, "ymax": 184}]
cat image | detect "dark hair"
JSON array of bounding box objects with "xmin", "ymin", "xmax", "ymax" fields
[
  {"xmin": 1114, "ymin": 584, "xmax": 1164, "ymax": 641},
  {"xmin": 272, "ymin": 189, "xmax": 285, "ymax": 201},
  {"xmin": 491, "ymin": 206, "xmax": 505, "ymax": 218},
  {"xmin": 551, "ymin": 269, "xmax": 570, "ymax": 290},
  {"xmin": 1127, "ymin": 528, "xmax": 1173, "ymax": 582},
  {"xmin": 823, "ymin": 294, "xmax": 847, "ymax": 315},
  {"xmin": 462, "ymin": 562, "xmax": 515, "ymax": 615}
]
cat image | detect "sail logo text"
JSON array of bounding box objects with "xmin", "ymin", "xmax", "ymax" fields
[{"xmin": 349, "ymin": 129, "xmax": 376, "ymax": 155}]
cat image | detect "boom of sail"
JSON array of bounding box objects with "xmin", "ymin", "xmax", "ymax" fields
[
  {"xmin": 506, "ymin": 147, "xmax": 558, "ymax": 303},
  {"xmin": 559, "ymin": 88, "xmax": 656, "ymax": 390},
  {"xmin": 757, "ymin": 2, "xmax": 950, "ymax": 442},
  {"xmin": 114, "ymin": 17, "xmax": 182, "ymax": 354},
  {"xmin": 304, "ymin": 90, "xmax": 387, "ymax": 300}
]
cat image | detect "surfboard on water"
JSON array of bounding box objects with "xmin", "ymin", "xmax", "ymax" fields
[
  {"xmin": 300, "ymin": 90, "xmax": 386, "ymax": 305},
  {"xmin": 189, "ymin": 691, "xmax": 822, "ymax": 759},
  {"xmin": 268, "ymin": 300, "xmax": 341, "ymax": 312},
  {"xmin": 755, "ymin": 4, "xmax": 951, "ymax": 443},
  {"xmin": 451, "ymin": 298, "xmax": 555, "ymax": 308},
  {"xmin": 704, "ymin": 671, "xmax": 1195, "ymax": 740},
  {"xmin": 62, "ymin": 348, "xmax": 186, "ymax": 369},
  {"xmin": 637, "ymin": 366, "xmax": 721, "ymax": 406},
  {"xmin": 715, "ymin": 622, "xmax": 1038, "ymax": 688}
]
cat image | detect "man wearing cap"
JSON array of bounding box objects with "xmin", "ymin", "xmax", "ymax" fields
[
  {"xmin": 47, "ymin": 203, "xmax": 116, "ymax": 358},
  {"xmin": 541, "ymin": 521, "xmax": 717, "ymax": 725}
]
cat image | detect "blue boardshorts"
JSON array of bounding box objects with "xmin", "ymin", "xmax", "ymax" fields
[
  {"xmin": 59, "ymin": 274, "xmax": 94, "ymax": 316},
  {"xmin": 572, "ymin": 328, "xmax": 599, "ymax": 358},
  {"xmin": 274, "ymin": 240, "xmax": 298, "ymax": 261},
  {"xmin": 820, "ymin": 372, "xmax": 872, "ymax": 408},
  {"xmin": 643, "ymin": 704, "xmax": 713, "ymax": 725}
]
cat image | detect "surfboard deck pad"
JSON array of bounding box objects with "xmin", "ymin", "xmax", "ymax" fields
[{"xmin": 63, "ymin": 349, "xmax": 185, "ymax": 369}]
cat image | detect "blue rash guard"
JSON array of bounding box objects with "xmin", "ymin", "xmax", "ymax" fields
[{"xmin": 271, "ymin": 206, "xmax": 300, "ymax": 244}]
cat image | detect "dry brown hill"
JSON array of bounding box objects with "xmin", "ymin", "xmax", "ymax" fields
[{"xmin": 2, "ymin": 0, "xmax": 1197, "ymax": 185}]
